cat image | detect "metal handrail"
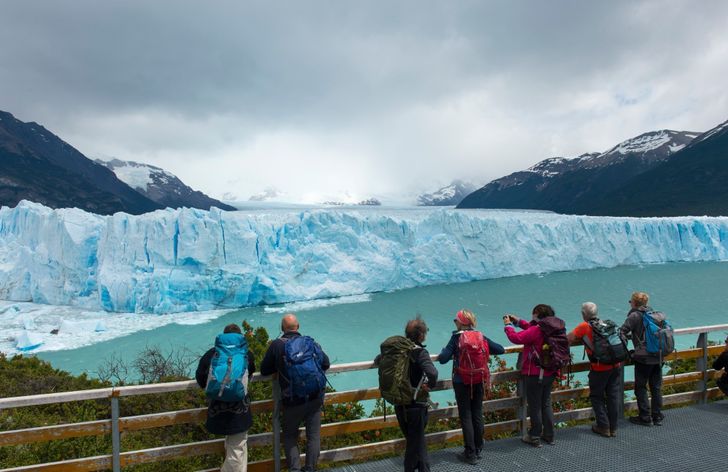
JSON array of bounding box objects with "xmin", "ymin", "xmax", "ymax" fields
[{"xmin": 1, "ymin": 322, "xmax": 726, "ymax": 472}]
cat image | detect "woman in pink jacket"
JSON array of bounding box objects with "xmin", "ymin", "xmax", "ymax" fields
[{"xmin": 503, "ymin": 304, "xmax": 560, "ymax": 448}]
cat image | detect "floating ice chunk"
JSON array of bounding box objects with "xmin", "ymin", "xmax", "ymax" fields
[
  {"xmin": 0, "ymin": 304, "xmax": 20, "ymax": 315},
  {"xmin": 16, "ymin": 330, "xmax": 44, "ymax": 351},
  {"xmin": 59, "ymin": 319, "xmax": 107, "ymax": 334},
  {"xmin": 20, "ymin": 315, "xmax": 36, "ymax": 330}
]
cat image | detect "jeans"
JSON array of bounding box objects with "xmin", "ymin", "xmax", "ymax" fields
[
  {"xmin": 633, "ymin": 362, "xmax": 663, "ymax": 421},
  {"xmin": 588, "ymin": 367, "xmax": 622, "ymax": 431},
  {"xmin": 221, "ymin": 431, "xmax": 248, "ymax": 472},
  {"xmin": 524, "ymin": 375, "xmax": 555, "ymax": 440},
  {"xmin": 395, "ymin": 403, "xmax": 430, "ymax": 472},
  {"xmin": 282, "ymin": 397, "xmax": 323, "ymax": 472},
  {"xmin": 453, "ymin": 382, "xmax": 484, "ymax": 457}
]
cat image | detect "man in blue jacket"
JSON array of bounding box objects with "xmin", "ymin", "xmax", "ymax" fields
[{"xmin": 261, "ymin": 314, "xmax": 330, "ymax": 472}]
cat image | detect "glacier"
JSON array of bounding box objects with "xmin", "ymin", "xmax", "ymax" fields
[{"xmin": 2, "ymin": 200, "xmax": 728, "ymax": 314}]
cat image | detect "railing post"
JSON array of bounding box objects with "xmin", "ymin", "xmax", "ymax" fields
[
  {"xmin": 517, "ymin": 377, "xmax": 528, "ymax": 437},
  {"xmin": 618, "ymin": 364, "xmax": 626, "ymax": 419},
  {"xmin": 111, "ymin": 391, "xmax": 121, "ymax": 472},
  {"xmin": 696, "ymin": 332, "xmax": 709, "ymax": 404},
  {"xmin": 272, "ymin": 381, "xmax": 282, "ymax": 472}
]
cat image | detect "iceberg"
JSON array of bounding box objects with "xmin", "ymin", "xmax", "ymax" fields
[
  {"xmin": 2, "ymin": 200, "xmax": 728, "ymax": 314},
  {"xmin": 16, "ymin": 330, "xmax": 44, "ymax": 351},
  {"xmin": 59, "ymin": 319, "xmax": 107, "ymax": 334}
]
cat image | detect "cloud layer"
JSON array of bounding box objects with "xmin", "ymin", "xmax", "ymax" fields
[{"xmin": 2, "ymin": 1, "xmax": 727, "ymax": 202}]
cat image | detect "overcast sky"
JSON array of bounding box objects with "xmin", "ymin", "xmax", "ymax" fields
[{"xmin": 2, "ymin": 1, "xmax": 727, "ymax": 203}]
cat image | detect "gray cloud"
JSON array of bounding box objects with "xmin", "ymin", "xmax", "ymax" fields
[{"xmin": 2, "ymin": 1, "xmax": 727, "ymax": 201}]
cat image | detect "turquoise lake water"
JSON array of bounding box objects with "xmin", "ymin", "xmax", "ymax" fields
[{"xmin": 38, "ymin": 261, "xmax": 728, "ymax": 404}]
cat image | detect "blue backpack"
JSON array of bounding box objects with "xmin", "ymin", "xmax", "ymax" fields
[
  {"xmin": 642, "ymin": 311, "xmax": 675, "ymax": 357},
  {"xmin": 205, "ymin": 332, "xmax": 248, "ymax": 402},
  {"xmin": 283, "ymin": 336, "xmax": 327, "ymax": 400}
]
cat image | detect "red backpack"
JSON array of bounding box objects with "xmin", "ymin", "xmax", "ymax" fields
[{"xmin": 455, "ymin": 330, "xmax": 490, "ymax": 386}]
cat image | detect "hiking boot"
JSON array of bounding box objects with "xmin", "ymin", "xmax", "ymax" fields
[
  {"xmin": 521, "ymin": 435, "xmax": 542, "ymax": 448},
  {"xmin": 609, "ymin": 430, "xmax": 617, "ymax": 438},
  {"xmin": 629, "ymin": 415, "xmax": 652, "ymax": 426},
  {"xmin": 652, "ymin": 414, "xmax": 664, "ymax": 426},
  {"xmin": 456, "ymin": 452, "xmax": 478, "ymax": 465},
  {"xmin": 591, "ymin": 424, "xmax": 611, "ymax": 437},
  {"xmin": 540, "ymin": 435, "xmax": 555, "ymax": 445}
]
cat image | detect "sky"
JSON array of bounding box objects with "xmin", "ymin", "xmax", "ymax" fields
[{"xmin": 2, "ymin": 1, "xmax": 728, "ymax": 204}]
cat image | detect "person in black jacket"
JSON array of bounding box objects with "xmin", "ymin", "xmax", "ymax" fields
[
  {"xmin": 375, "ymin": 316, "xmax": 438, "ymax": 472},
  {"xmin": 714, "ymin": 335, "xmax": 728, "ymax": 396},
  {"xmin": 260, "ymin": 314, "xmax": 330, "ymax": 472},
  {"xmin": 438, "ymin": 309, "xmax": 505, "ymax": 464},
  {"xmin": 196, "ymin": 323, "xmax": 256, "ymax": 472}
]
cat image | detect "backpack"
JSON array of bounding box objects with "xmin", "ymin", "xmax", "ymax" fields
[
  {"xmin": 282, "ymin": 336, "xmax": 327, "ymax": 400},
  {"xmin": 455, "ymin": 330, "xmax": 490, "ymax": 386},
  {"xmin": 642, "ymin": 311, "xmax": 675, "ymax": 357},
  {"xmin": 205, "ymin": 332, "xmax": 248, "ymax": 402},
  {"xmin": 535, "ymin": 317, "xmax": 570, "ymax": 372},
  {"xmin": 587, "ymin": 319, "xmax": 628, "ymax": 364},
  {"xmin": 378, "ymin": 336, "xmax": 425, "ymax": 405}
]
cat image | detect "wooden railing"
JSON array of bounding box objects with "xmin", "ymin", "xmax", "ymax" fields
[{"xmin": 1, "ymin": 323, "xmax": 727, "ymax": 472}]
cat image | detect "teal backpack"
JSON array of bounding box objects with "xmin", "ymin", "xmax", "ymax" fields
[{"xmin": 205, "ymin": 332, "xmax": 248, "ymax": 402}]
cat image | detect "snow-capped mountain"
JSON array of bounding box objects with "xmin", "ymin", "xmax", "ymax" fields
[
  {"xmin": 0, "ymin": 110, "xmax": 161, "ymax": 215},
  {"xmin": 96, "ymin": 158, "xmax": 235, "ymax": 211},
  {"xmin": 458, "ymin": 129, "xmax": 699, "ymax": 214},
  {"xmin": 417, "ymin": 180, "xmax": 477, "ymax": 206},
  {"xmin": 248, "ymin": 187, "xmax": 285, "ymax": 202},
  {"xmin": 594, "ymin": 119, "xmax": 728, "ymax": 216}
]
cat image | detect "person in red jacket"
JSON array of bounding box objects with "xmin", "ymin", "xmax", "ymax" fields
[
  {"xmin": 503, "ymin": 304, "xmax": 560, "ymax": 448},
  {"xmin": 567, "ymin": 302, "xmax": 623, "ymax": 438}
]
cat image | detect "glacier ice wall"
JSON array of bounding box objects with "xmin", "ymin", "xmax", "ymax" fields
[{"xmin": 2, "ymin": 201, "xmax": 728, "ymax": 313}]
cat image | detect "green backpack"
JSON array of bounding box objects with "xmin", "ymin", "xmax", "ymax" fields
[{"xmin": 378, "ymin": 335, "xmax": 426, "ymax": 405}]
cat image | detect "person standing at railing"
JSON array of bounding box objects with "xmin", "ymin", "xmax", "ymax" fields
[
  {"xmin": 437, "ymin": 309, "xmax": 504, "ymax": 465},
  {"xmin": 195, "ymin": 323, "xmax": 256, "ymax": 472},
  {"xmin": 260, "ymin": 313, "xmax": 330, "ymax": 472},
  {"xmin": 503, "ymin": 304, "xmax": 566, "ymax": 448},
  {"xmin": 714, "ymin": 335, "xmax": 728, "ymax": 396},
  {"xmin": 620, "ymin": 291, "xmax": 667, "ymax": 426},
  {"xmin": 375, "ymin": 316, "xmax": 438, "ymax": 472},
  {"xmin": 567, "ymin": 302, "xmax": 627, "ymax": 438}
]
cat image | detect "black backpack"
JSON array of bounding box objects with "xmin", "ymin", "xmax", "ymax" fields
[
  {"xmin": 586, "ymin": 319, "xmax": 629, "ymax": 365},
  {"xmin": 535, "ymin": 316, "xmax": 570, "ymax": 372}
]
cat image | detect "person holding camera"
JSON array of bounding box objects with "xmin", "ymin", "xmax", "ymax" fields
[{"xmin": 503, "ymin": 305, "xmax": 564, "ymax": 448}]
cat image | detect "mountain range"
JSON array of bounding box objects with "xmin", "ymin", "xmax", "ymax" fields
[
  {"xmin": 0, "ymin": 110, "xmax": 232, "ymax": 214},
  {"xmin": 458, "ymin": 120, "xmax": 728, "ymax": 216},
  {"xmin": 417, "ymin": 180, "xmax": 476, "ymax": 206},
  {"xmin": 96, "ymin": 158, "xmax": 234, "ymax": 211}
]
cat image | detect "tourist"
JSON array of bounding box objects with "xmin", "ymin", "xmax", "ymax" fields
[
  {"xmin": 567, "ymin": 302, "xmax": 626, "ymax": 437},
  {"xmin": 438, "ymin": 309, "xmax": 504, "ymax": 464},
  {"xmin": 376, "ymin": 316, "xmax": 438, "ymax": 472},
  {"xmin": 713, "ymin": 335, "xmax": 728, "ymax": 396},
  {"xmin": 196, "ymin": 323, "xmax": 255, "ymax": 472},
  {"xmin": 260, "ymin": 314, "xmax": 330, "ymax": 472},
  {"xmin": 503, "ymin": 304, "xmax": 567, "ymax": 447},
  {"xmin": 620, "ymin": 291, "xmax": 668, "ymax": 426}
]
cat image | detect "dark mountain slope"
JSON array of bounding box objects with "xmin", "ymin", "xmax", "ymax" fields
[
  {"xmin": 594, "ymin": 120, "xmax": 728, "ymax": 217},
  {"xmin": 0, "ymin": 110, "xmax": 161, "ymax": 214},
  {"xmin": 458, "ymin": 130, "xmax": 698, "ymax": 214}
]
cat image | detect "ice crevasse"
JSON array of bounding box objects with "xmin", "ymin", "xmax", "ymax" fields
[{"xmin": 1, "ymin": 200, "xmax": 728, "ymax": 314}]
